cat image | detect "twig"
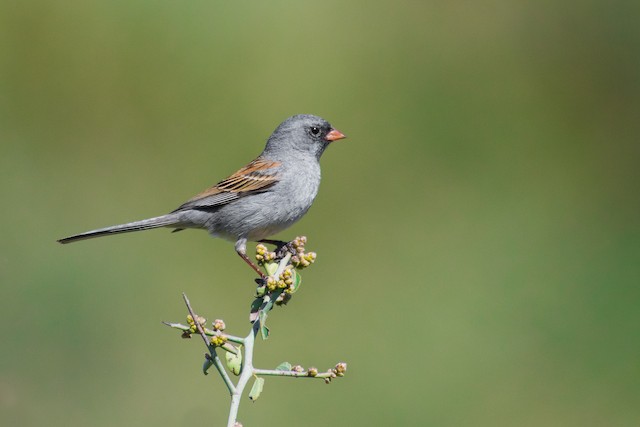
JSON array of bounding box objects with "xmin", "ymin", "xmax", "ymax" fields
[
  {"xmin": 183, "ymin": 293, "xmax": 209, "ymax": 346},
  {"xmin": 165, "ymin": 238, "xmax": 347, "ymax": 426},
  {"xmin": 253, "ymin": 369, "xmax": 334, "ymax": 379},
  {"xmin": 161, "ymin": 322, "xmax": 245, "ymax": 345},
  {"xmin": 208, "ymin": 349, "xmax": 235, "ymax": 393},
  {"xmin": 182, "ymin": 293, "xmax": 236, "ymax": 395}
]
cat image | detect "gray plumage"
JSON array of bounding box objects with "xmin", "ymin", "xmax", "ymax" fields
[{"xmin": 58, "ymin": 114, "xmax": 345, "ymax": 277}]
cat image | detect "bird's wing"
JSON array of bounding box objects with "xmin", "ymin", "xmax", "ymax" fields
[{"xmin": 172, "ymin": 158, "xmax": 281, "ymax": 212}]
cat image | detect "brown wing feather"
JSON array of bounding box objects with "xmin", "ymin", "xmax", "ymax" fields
[{"xmin": 172, "ymin": 158, "xmax": 281, "ymax": 212}]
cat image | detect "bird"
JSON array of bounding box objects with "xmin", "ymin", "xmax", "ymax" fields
[{"xmin": 57, "ymin": 114, "xmax": 345, "ymax": 278}]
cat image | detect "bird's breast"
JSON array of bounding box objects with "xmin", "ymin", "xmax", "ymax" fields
[{"xmin": 205, "ymin": 160, "xmax": 322, "ymax": 242}]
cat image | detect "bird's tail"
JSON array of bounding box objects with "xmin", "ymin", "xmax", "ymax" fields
[{"xmin": 57, "ymin": 214, "xmax": 181, "ymax": 244}]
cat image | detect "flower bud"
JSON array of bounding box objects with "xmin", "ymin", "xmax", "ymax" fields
[
  {"xmin": 334, "ymin": 362, "xmax": 347, "ymax": 376},
  {"xmin": 266, "ymin": 277, "xmax": 277, "ymax": 291},
  {"xmin": 212, "ymin": 319, "xmax": 226, "ymax": 331},
  {"xmin": 209, "ymin": 333, "xmax": 228, "ymax": 347}
]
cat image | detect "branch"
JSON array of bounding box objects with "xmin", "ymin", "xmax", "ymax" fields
[
  {"xmin": 227, "ymin": 252, "xmax": 292, "ymax": 426},
  {"xmin": 255, "ymin": 362, "xmax": 347, "ymax": 383},
  {"xmin": 163, "ymin": 237, "xmax": 347, "ymax": 426},
  {"xmin": 161, "ymin": 321, "xmax": 245, "ymax": 345},
  {"xmin": 182, "ymin": 293, "xmax": 236, "ymax": 395}
]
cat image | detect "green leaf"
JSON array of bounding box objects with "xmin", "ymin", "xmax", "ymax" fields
[
  {"xmin": 225, "ymin": 346, "xmax": 243, "ymax": 376},
  {"xmin": 248, "ymin": 377, "xmax": 265, "ymax": 402},
  {"xmin": 250, "ymin": 297, "xmax": 264, "ymax": 323},
  {"xmin": 275, "ymin": 362, "xmax": 292, "ymax": 371},
  {"xmin": 290, "ymin": 270, "xmax": 302, "ymax": 294},
  {"xmin": 265, "ymin": 262, "xmax": 279, "ymax": 276},
  {"xmin": 250, "ymin": 297, "xmax": 262, "ymax": 313},
  {"xmin": 202, "ymin": 357, "xmax": 213, "ymax": 375},
  {"xmin": 259, "ymin": 310, "xmax": 269, "ymax": 340},
  {"xmin": 163, "ymin": 321, "xmax": 190, "ymax": 331}
]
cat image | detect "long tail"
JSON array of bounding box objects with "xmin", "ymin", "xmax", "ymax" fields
[{"xmin": 57, "ymin": 214, "xmax": 181, "ymax": 244}]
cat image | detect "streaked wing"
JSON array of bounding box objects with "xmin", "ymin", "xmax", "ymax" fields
[{"xmin": 172, "ymin": 158, "xmax": 281, "ymax": 212}]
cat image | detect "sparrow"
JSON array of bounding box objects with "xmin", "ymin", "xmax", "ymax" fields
[{"xmin": 58, "ymin": 114, "xmax": 346, "ymax": 278}]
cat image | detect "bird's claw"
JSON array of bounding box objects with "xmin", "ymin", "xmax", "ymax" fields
[{"xmin": 275, "ymin": 242, "xmax": 297, "ymax": 259}]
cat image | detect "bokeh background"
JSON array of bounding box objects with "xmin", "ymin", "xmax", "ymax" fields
[{"xmin": 1, "ymin": 1, "xmax": 639, "ymax": 426}]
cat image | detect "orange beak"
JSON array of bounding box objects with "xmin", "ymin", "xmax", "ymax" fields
[{"xmin": 325, "ymin": 128, "xmax": 346, "ymax": 142}]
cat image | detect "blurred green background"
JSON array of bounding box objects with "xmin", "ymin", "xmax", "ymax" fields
[{"xmin": 1, "ymin": 1, "xmax": 639, "ymax": 426}]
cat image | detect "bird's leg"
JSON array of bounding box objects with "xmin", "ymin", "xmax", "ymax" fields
[
  {"xmin": 236, "ymin": 238, "xmax": 266, "ymax": 279},
  {"xmin": 238, "ymin": 251, "xmax": 266, "ymax": 279},
  {"xmin": 259, "ymin": 239, "xmax": 287, "ymax": 250},
  {"xmin": 259, "ymin": 239, "xmax": 296, "ymax": 259}
]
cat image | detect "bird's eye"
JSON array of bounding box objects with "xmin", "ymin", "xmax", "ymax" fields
[{"xmin": 310, "ymin": 126, "xmax": 320, "ymax": 135}]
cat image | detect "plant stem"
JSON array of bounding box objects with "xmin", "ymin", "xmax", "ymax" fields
[
  {"xmin": 210, "ymin": 349, "xmax": 236, "ymax": 395},
  {"xmin": 253, "ymin": 369, "xmax": 334, "ymax": 379},
  {"xmin": 222, "ymin": 335, "xmax": 245, "ymax": 345},
  {"xmin": 182, "ymin": 293, "xmax": 209, "ymax": 347},
  {"xmin": 226, "ymin": 253, "xmax": 292, "ymax": 427},
  {"xmin": 227, "ymin": 322, "xmax": 257, "ymax": 427},
  {"xmin": 182, "ymin": 293, "xmax": 237, "ymax": 395}
]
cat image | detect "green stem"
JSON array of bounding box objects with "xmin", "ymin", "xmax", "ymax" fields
[
  {"xmin": 209, "ymin": 349, "xmax": 236, "ymax": 395},
  {"xmin": 226, "ymin": 253, "xmax": 292, "ymax": 427},
  {"xmin": 181, "ymin": 293, "xmax": 237, "ymax": 395},
  {"xmin": 253, "ymin": 368, "xmax": 334, "ymax": 379},
  {"xmin": 227, "ymin": 322, "xmax": 257, "ymax": 427},
  {"xmin": 219, "ymin": 334, "xmax": 245, "ymax": 345},
  {"xmin": 162, "ymin": 322, "xmax": 245, "ymax": 345}
]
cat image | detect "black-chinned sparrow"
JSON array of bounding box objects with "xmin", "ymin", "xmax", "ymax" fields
[{"xmin": 58, "ymin": 114, "xmax": 346, "ymax": 277}]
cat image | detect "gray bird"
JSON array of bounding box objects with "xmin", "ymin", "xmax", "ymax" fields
[{"xmin": 58, "ymin": 114, "xmax": 346, "ymax": 277}]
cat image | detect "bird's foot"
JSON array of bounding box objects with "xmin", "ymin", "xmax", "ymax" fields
[
  {"xmin": 275, "ymin": 242, "xmax": 298, "ymax": 259},
  {"xmin": 259, "ymin": 239, "xmax": 297, "ymax": 260}
]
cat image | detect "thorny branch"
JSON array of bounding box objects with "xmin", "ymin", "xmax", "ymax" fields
[{"xmin": 164, "ymin": 237, "xmax": 347, "ymax": 427}]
